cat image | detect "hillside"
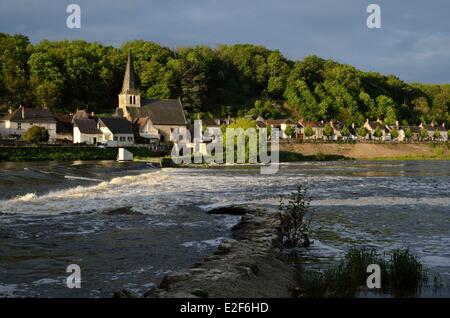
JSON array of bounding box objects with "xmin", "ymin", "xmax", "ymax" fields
[{"xmin": 0, "ymin": 32, "xmax": 449, "ymax": 126}]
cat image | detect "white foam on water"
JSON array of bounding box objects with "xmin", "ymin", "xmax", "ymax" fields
[
  {"xmin": 0, "ymin": 283, "xmax": 25, "ymax": 297},
  {"xmin": 64, "ymin": 175, "xmax": 103, "ymax": 182},
  {"xmin": 181, "ymin": 237, "xmax": 225, "ymax": 250}
]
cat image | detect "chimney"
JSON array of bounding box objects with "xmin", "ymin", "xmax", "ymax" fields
[
  {"xmin": 352, "ymin": 123, "xmax": 355, "ymax": 129},
  {"xmin": 8, "ymin": 107, "xmax": 12, "ymax": 114},
  {"xmin": 443, "ymin": 123, "xmax": 446, "ymax": 128},
  {"xmin": 21, "ymin": 106, "xmax": 25, "ymax": 119},
  {"xmin": 431, "ymin": 122, "xmax": 435, "ymax": 128},
  {"xmin": 395, "ymin": 120, "xmax": 399, "ymax": 129}
]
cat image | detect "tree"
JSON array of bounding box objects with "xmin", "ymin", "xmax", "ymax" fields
[
  {"xmin": 373, "ymin": 126, "xmax": 383, "ymax": 140},
  {"xmin": 323, "ymin": 124, "xmax": 334, "ymax": 140},
  {"xmin": 390, "ymin": 128, "xmax": 399, "ymax": 140},
  {"xmin": 284, "ymin": 124, "xmax": 295, "ymax": 138},
  {"xmin": 404, "ymin": 127, "xmax": 413, "ymax": 140},
  {"xmin": 341, "ymin": 126, "xmax": 350, "ymax": 139},
  {"xmin": 419, "ymin": 128, "xmax": 429, "ymax": 141},
  {"xmin": 278, "ymin": 185, "xmax": 313, "ymax": 248},
  {"xmin": 23, "ymin": 126, "xmax": 49, "ymax": 143},
  {"xmin": 433, "ymin": 129, "xmax": 442, "ymax": 141},
  {"xmin": 358, "ymin": 126, "xmax": 367, "ymax": 139},
  {"xmin": 304, "ymin": 126, "xmax": 315, "ymax": 140},
  {"xmin": 448, "ymin": 129, "xmax": 450, "ymax": 140}
]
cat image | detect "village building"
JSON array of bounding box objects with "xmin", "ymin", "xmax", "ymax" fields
[
  {"xmin": 298, "ymin": 120, "xmax": 325, "ymax": 140},
  {"xmin": 419, "ymin": 122, "xmax": 448, "ymax": 141},
  {"xmin": 73, "ymin": 119, "xmax": 103, "ymax": 145},
  {"xmin": 132, "ymin": 117, "xmax": 160, "ymax": 143},
  {"xmin": 0, "ymin": 106, "xmax": 57, "ymax": 141},
  {"xmin": 98, "ymin": 117, "xmax": 134, "ymax": 146},
  {"xmin": 265, "ymin": 119, "xmax": 298, "ymax": 139},
  {"xmin": 115, "ymin": 50, "xmax": 188, "ymax": 142},
  {"xmin": 363, "ymin": 119, "xmax": 391, "ymax": 140},
  {"xmin": 55, "ymin": 114, "xmax": 74, "ymax": 143}
]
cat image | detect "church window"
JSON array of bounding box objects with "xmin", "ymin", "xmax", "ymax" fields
[{"xmin": 130, "ymin": 96, "xmax": 133, "ymax": 104}]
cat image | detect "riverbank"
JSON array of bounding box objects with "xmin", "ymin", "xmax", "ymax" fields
[
  {"xmin": 145, "ymin": 207, "xmax": 296, "ymax": 298},
  {"xmin": 0, "ymin": 146, "xmax": 168, "ymax": 162},
  {"xmin": 280, "ymin": 142, "xmax": 450, "ymax": 160}
]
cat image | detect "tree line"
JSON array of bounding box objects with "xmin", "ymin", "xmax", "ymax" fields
[{"xmin": 1, "ymin": 32, "xmax": 449, "ymax": 126}]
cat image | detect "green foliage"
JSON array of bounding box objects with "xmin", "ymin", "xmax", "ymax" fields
[
  {"xmin": 448, "ymin": 129, "xmax": 450, "ymax": 139},
  {"xmin": 373, "ymin": 126, "xmax": 383, "ymax": 139},
  {"xmin": 284, "ymin": 124, "xmax": 295, "ymax": 138},
  {"xmin": 433, "ymin": 129, "xmax": 442, "ymax": 140},
  {"xmin": 304, "ymin": 126, "xmax": 315, "ymax": 139},
  {"xmin": 23, "ymin": 126, "xmax": 49, "ymax": 143},
  {"xmin": 390, "ymin": 127, "xmax": 399, "ymax": 140},
  {"xmin": 357, "ymin": 126, "xmax": 367, "ymax": 138},
  {"xmin": 297, "ymin": 247, "xmax": 429, "ymax": 298},
  {"xmin": 0, "ymin": 146, "xmax": 167, "ymax": 162},
  {"xmin": 420, "ymin": 128, "xmax": 429, "ymax": 141},
  {"xmin": 341, "ymin": 126, "xmax": 350, "ymax": 138},
  {"xmin": 1, "ymin": 32, "xmax": 449, "ymax": 124},
  {"xmin": 323, "ymin": 124, "xmax": 334, "ymax": 139},
  {"xmin": 278, "ymin": 185, "xmax": 313, "ymax": 248},
  {"xmin": 404, "ymin": 127, "xmax": 413, "ymax": 139}
]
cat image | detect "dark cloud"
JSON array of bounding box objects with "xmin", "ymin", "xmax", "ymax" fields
[{"xmin": 1, "ymin": 0, "xmax": 449, "ymax": 83}]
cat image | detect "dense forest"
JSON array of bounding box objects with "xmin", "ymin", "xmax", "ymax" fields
[{"xmin": 0, "ymin": 32, "xmax": 449, "ymax": 125}]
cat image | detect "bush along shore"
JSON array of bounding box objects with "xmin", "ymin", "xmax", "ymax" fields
[
  {"xmin": 112, "ymin": 185, "xmax": 442, "ymax": 298},
  {"xmin": 0, "ymin": 146, "xmax": 168, "ymax": 162}
]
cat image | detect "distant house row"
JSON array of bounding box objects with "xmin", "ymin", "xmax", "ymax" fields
[
  {"xmin": 254, "ymin": 117, "xmax": 449, "ymax": 142},
  {"xmin": 1, "ymin": 51, "xmax": 448, "ymax": 145}
]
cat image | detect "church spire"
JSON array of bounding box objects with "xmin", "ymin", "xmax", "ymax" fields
[{"xmin": 121, "ymin": 50, "xmax": 138, "ymax": 94}]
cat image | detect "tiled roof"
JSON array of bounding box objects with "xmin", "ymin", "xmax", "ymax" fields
[
  {"xmin": 99, "ymin": 117, "xmax": 133, "ymax": 134},
  {"xmin": 56, "ymin": 115, "xmax": 73, "ymax": 134},
  {"xmin": 74, "ymin": 119, "xmax": 102, "ymax": 134},
  {"xmin": 265, "ymin": 119, "xmax": 294, "ymax": 125},
  {"xmin": 3, "ymin": 106, "xmax": 56, "ymax": 123}
]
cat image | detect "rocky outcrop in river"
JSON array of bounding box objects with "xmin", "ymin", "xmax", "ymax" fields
[{"xmin": 144, "ymin": 207, "xmax": 296, "ymax": 298}]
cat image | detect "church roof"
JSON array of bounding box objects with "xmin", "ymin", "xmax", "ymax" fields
[
  {"xmin": 126, "ymin": 99, "xmax": 187, "ymax": 126},
  {"xmin": 121, "ymin": 50, "xmax": 138, "ymax": 94}
]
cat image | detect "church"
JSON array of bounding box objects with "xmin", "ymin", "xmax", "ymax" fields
[{"xmin": 115, "ymin": 50, "xmax": 188, "ymax": 142}]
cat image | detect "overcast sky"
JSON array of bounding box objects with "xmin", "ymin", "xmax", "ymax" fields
[{"xmin": 1, "ymin": 0, "xmax": 449, "ymax": 83}]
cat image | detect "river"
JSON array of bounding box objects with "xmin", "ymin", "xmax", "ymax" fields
[{"xmin": 0, "ymin": 160, "xmax": 449, "ymax": 297}]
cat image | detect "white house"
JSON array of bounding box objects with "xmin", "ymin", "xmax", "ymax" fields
[
  {"xmin": 265, "ymin": 119, "xmax": 297, "ymax": 139},
  {"xmin": 73, "ymin": 119, "xmax": 103, "ymax": 144},
  {"xmin": 98, "ymin": 117, "xmax": 134, "ymax": 147},
  {"xmin": 0, "ymin": 106, "xmax": 57, "ymax": 141}
]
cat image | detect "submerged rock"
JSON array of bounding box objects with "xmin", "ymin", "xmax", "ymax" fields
[
  {"xmin": 102, "ymin": 206, "xmax": 140, "ymax": 216},
  {"xmin": 147, "ymin": 208, "xmax": 296, "ymax": 298},
  {"xmin": 206, "ymin": 206, "xmax": 251, "ymax": 215},
  {"xmin": 112, "ymin": 289, "xmax": 137, "ymax": 298}
]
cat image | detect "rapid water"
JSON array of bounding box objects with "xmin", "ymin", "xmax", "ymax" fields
[{"xmin": 0, "ymin": 160, "xmax": 449, "ymax": 297}]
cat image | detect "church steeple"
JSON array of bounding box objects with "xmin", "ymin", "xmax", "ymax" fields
[
  {"xmin": 121, "ymin": 50, "xmax": 138, "ymax": 94},
  {"xmin": 118, "ymin": 50, "xmax": 140, "ymax": 117}
]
